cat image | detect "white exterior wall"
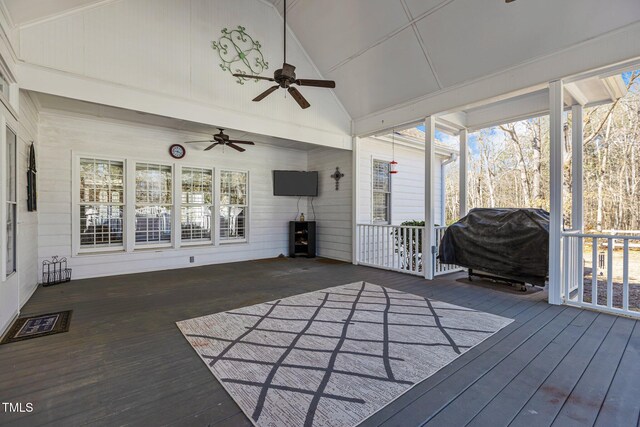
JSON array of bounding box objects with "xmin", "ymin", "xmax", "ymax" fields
[
  {"xmin": 307, "ymin": 147, "xmax": 352, "ymax": 262},
  {"xmin": 16, "ymin": 0, "xmax": 351, "ymax": 149},
  {"xmin": 17, "ymin": 91, "xmax": 39, "ymax": 306},
  {"xmin": 357, "ymin": 137, "xmax": 447, "ymax": 226},
  {"xmin": 37, "ymin": 111, "xmax": 316, "ymax": 280}
]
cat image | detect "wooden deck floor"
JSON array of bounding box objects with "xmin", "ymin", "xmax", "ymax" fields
[{"xmin": 1, "ymin": 258, "xmax": 638, "ymax": 427}]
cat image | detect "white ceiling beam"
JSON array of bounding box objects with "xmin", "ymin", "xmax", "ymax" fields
[
  {"xmin": 564, "ymin": 82, "xmax": 589, "ymax": 106},
  {"xmin": 354, "ymin": 21, "xmax": 640, "ymax": 137}
]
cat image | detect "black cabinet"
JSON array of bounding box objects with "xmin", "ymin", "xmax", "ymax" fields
[{"xmin": 289, "ymin": 221, "xmax": 316, "ymax": 258}]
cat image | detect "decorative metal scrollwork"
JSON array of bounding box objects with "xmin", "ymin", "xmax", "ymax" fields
[{"xmin": 211, "ymin": 26, "xmax": 269, "ymax": 84}]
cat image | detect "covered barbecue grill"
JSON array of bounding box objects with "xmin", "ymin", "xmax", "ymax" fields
[{"xmin": 438, "ymin": 208, "xmax": 549, "ymax": 286}]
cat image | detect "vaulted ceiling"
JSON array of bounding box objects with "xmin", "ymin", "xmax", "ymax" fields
[{"xmin": 3, "ymin": 0, "xmax": 640, "ymax": 130}]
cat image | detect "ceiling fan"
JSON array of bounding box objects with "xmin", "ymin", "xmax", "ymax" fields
[
  {"xmin": 184, "ymin": 129, "xmax": 255, "ymax": 152},
  {"xmin": 232, "ymin": 0, "xmax": 336, "ymax": 109}
]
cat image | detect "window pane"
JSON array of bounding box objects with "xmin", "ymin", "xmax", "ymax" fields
[
  {"xmin": 181, "ymin": 206, "xmax": 212, "ymax": 241},
  {"xmin": 372, "ymin": 193, "xmax": 390, "ymax": 223},
  {"xmin": 135, "ymin": 206, "xmax": 172, "ymax": 244},
  {"xmin": 373, "ymin": 160, "xmax": 390, "ymax": 192},
  {"xmin": 80, "ymin": 159, "xmax": 124, "ymax": 204},
  {"xmin": 136, "ymin": 163, "xmax": 172, "ymax": 204},
  {"xmin": 6, "ymin": 128, "xmax": 16, "ymax": 202},
  {"xmin": 220, "ymin": 171, "xmax": 247, "ymax": 241},
  {"xmin": 79, "ymin": 204, "xmax": 123, "ymax": 247},
  {"xmin": 182, "ymin": 167, "xmax": 212, "ymax": 205},
  {"xmin": 219, "ymin": 206, "xmax": 246, "ymax": 240},
  {"xmin": 6, "ymin": 204, "xmax": 15, "ymax": 275}
]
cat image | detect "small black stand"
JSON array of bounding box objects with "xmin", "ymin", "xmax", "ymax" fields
[{"xmin": 289, "ymin": 221, "xmax": 316, "ymax": 258}]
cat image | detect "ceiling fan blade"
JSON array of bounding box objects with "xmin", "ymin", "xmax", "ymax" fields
[
  {"xmin": 233, "ymin": 73, "xmax": 275, "ymax": 82},
  {"xmin": 204, "ymin": 142, "xmax": 221, "ymax": 151},
  {"xmin": 228, "ymin": 140, "xmax": 255, "ymax": 145},
  {"xmin": 295, "ymin": 79, "xmax": 336, "ymax": 89},
  {"xmin": 253, "ymin": 85, "xmax": 280, "ymax": 102},
  {"xmin": 288, "ymin": 86, "xmax": 310, "ymax": 109},
  {"xmin": 183, "ymin": 140, "xmax": 214, "ymax": 144},
  {"xmin": 226, "ymin": 143, "xmax": 246, "ymax": 152}
]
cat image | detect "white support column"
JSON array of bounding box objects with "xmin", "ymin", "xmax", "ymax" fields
[
  {"xmin": 572, "ymin": 104, "xmax": 584, "ymax": 288},
  {"xmin": 571, "ymin": 105, "xmax": 584, "ymax": 231},
  {"xmin": 459, "ymin": 128, "xmax": 468, "ymax": 218},
  {"xmin": 549, "ymin": 80, "xmax": 564, "ymax": 305},
  {"xmin": 352, "ymin": 136, "xmax": 359, "ymax": 265},
  {"xmin": 424, "ymin": 116, "xmax": 436, "ymax": 280}
]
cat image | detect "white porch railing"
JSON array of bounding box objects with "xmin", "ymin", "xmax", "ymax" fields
[
  {"xmin": 357, "ymin": 224, "xmax": 424, "ymax": 275},
  {"xmin": 356, "ymin": 224, "xmax": 463, "ymax": 277},
  {"xmin": 434, "ymin": 226, "xmax": 464, "ymax": 276},
  {"xmin": 561, "ymin": 230, "xmax": 640, "ymax": 319}
]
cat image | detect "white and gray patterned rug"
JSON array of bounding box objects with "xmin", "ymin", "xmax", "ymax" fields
[{"xmin": 177, "ymin": 282, "xmax": 513, "ymax": 427}]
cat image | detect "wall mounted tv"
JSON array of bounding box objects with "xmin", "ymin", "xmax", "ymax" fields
[{"xmin": 273, "ymin": 170, "xmax": 318, "ymax": 197}]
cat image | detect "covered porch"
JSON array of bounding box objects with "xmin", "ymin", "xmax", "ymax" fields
[{"xmin": 2, "ymin": 257, "xmax": 638, "ymax": 426}]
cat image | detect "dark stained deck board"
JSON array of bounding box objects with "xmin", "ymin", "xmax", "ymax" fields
[
  {"xmin": 508, "ymin": 311, "xmax": 618, "ymax": 426},
  {"xmin": 551, "ymin": 316, "xmax": 637, "ymax": 427},
  {"xmin": 422, "ymin": 306, "xmax": 585, "ymax": 426},
  {"xmin": 594, "ymin": 322, "xmax": 640, "ymax": 426},
  {"xmin": 466, "ymin": 310, "xmax": 601, "ymax": 426},
  {"xmin": 0, "ymin": 258, "xmax": 637, "ymax": 427}
]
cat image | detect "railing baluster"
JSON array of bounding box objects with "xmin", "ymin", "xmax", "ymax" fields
[
  {"xmin": 623, "ymin": 239, "xmax": 629, "ymax": 312},
  {"xmin": 578, "ymin": 237, "xmax": 584, "ymax": 304},
  {"xmin": 592, "ymin": 237, "xmax": 598, "ymax": 306},
  {"xmin": 563, "ymin": 236, "xmax": 570, "ymax": 302},
  {"xmin": 415, "ymin": 228, "xmax": 421, "ymax": 274},
  {"xmin": 607, "ymin": 238, "xmax": 613, "ymax": 308}
]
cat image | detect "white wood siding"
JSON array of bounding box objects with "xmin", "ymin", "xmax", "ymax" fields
[
  {"xmin": 17, "ymin": 91, "xmax": 39, "ymax": 305},
  {"xmin": 307, "ymin": 147, "xmax": 352, "ymax": 262},
  {"xmin": 358, "ymin": 137, "xmax": 447, "ymax": 226},
  {"xmin": 17, "ymin": 0, "xmax": 351, "ymax": 148},
  {"xmin": 37, "ymin": 111, "xmax": 313, "ymax": 280}
]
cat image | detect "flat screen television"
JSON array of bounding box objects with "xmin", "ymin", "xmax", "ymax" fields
[{"xmin": 273, "ymin": 170, "xmax": 318, "ymax": 196}]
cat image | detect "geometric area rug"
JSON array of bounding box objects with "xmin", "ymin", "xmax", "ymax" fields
[{"xmin": 177, "ymin": 282, "xmax": 513, "ymax": 427}]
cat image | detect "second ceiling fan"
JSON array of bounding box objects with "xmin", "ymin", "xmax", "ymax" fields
[
  {"xmin": 184, "ymin": 129, "xmax": 255, "ymax": 152},
  {"xmin": 233, "ymin": 0, "xmax": 335, "ymax": 109}
]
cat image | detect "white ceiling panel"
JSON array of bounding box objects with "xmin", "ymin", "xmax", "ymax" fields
[
  {"xmin": 326, "ymin": 27, "xmax": 439, "ymax": 119},
  {"xmin": 3, "ymin": 0, "xmax": 105, "ymax": 26},
  {"xmin": 415, "ymin": 0, "xmax": 640, "ymax": 88},
  {"xmin": 285, "ymin": 0, "xmax": 409, "ymax": 72},
  {"xmin": 402, "ymin": 0, "xmax": 450, "ymax": 19}
]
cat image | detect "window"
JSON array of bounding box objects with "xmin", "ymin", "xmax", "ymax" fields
[
  {"xmin": 135, "ymin": 163, "xmax": 173, "ymax": 245},
  {"xmin": 219, "ymin": 171, "xmax": 247, "ymax": 241},
  {"xmin": 372, "ymin": 159, "xmax": 391, "ymax": 223},
  {"xmin": 5, "ymin": 127, "xmax": 16, "ymax": 276},
  {"xmin": 79, "ymin": 159, "xmax": 125, "ymax": 249},
  {"xmin": 0, "ymin": 72, "xmax": 9, "ymax": 101},
  {"xmin": 181, "ymin": 167, "xmax": 213, "ymax": 242}
]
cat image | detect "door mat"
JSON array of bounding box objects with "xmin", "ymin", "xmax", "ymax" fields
[{"xmin": 1, "ymin": 311, "xmax": 72, "ymax": 344}]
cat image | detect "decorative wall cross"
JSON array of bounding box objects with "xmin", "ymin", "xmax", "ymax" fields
[{"xmin": 331, "ymin": 167, "xmax": 345, "ymax": 191}]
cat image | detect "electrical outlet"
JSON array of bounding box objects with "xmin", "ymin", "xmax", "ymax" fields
[{"xmin": 189, "ymin": 256, "xmax": 195, "ymax": 263}]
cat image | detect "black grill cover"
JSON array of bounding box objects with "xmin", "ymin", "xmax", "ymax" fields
[{"xmin": 438, "ymin": 208, "xmax": 549, "ymax": 286}]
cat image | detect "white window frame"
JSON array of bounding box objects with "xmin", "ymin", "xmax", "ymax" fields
[
  {"xmin": 1, "ymin": 118, "xmax": 17, "ymax": 279},
  {"xmin": 371, "ymin": 158, "xmax": 392, "ymax": 224},
  {"xmin": 133, "ymin": 161, "xmax": 174, "ymax": 249},
  {"xmin": 180, "ymin": 165, "xmax": 214, "ymax": 246},
  {"xmin": 72, "ymin": 154, "xmax": 127, "ymax": 255},
  {"xmin": 218, "ymin": 169, "xmax": 249, "ymax": 244}
]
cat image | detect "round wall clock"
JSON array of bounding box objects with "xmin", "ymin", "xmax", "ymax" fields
[{"xmin": 169, "ymin": 144, "xmax": 186, "ymax": 159}]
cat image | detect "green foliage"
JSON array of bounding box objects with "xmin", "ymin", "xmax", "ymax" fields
[{"xmin": 393, "ymin": 221, "xmax": 425, "ymax": 271}]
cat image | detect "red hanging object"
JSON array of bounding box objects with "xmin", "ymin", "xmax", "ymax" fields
[
  {"xmin": 390, "ymin": 127, "xmax": 398, "ymax": 174},
  {"xmin": 390, "ymin": 160, "xmax": 398, "ymax": 174}
]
